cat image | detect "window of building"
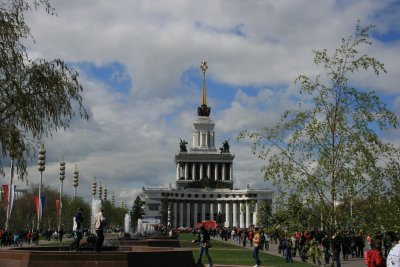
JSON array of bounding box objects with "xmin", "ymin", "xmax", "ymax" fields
[
  {"xmin": 181, "ymin": 193, "xmax": 185, "ymax": 197},
  {"xmin": 195, "ymin": 194, "xmax": 198, "ymax": 198},
  {"xmin": 217, "ymin": 194, "xmax": 222, "ymax": 198},
  {"xmin": 148, "ymin": 204, "xmax": 159, "ymax": 211},
  {"xmin": 209, "ymin": 194, "xmax": 214, "ymax": 198},
  {"xmin": 202, "ymin": 194, "xmax": 206, "ymax": 198},
  {"xmin": 188, "ymin": 194, "xmax": 191, "ymax": 198}
]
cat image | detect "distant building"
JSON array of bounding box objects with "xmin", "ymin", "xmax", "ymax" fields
[{"xmin": 140, "ymin": 61, "xmax": 272, "ymax": 228}]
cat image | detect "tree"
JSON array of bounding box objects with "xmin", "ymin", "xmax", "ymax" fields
[
  {"xmin": 130, "ymin": 195, "xmax": 145, "ymax": 231},
  {"xmin": 239, "ymin": 22, "xmax": 400, "ymax": 237},
  {"xmin": 0, "ymin": 0, "xmax": 88, "ymax": 179}
]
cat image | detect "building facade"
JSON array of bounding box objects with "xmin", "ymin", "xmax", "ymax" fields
[{"xmin": 141, "ymin": 61, "xmax": 272, "ymax": 228}]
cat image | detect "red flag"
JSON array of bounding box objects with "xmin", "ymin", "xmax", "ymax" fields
[
  {"xmin": 2, "ymin": 185, "xmax": 9, "ymax": 218},
  {"xmin": 56, "ymin": 199, "xmax": 60, "ymax": 216},
  {"xmin": 35, "ymin": 196, "xmax": 39, "ymax": 219}
]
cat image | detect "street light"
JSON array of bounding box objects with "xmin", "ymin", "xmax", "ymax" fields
[
  {"xmin": 37, "ymin": 143, "xmax": 46, "ymax": 231},
  {"xmin": 92, "ymin": 177, "xmax": 97, "ymax": 199},
  {"xmin": 58, "ymin": 160, "xmax": 65, "ymax": 232},
  {"xmin": 73, "ymin": 165, "xmax": 79, "ymax": 199},
  {"xmin": 98, "ymin": 183, "xmax": 102, "ymax": 201},
  {"xmin": 103, "ymin": 188, "xmax": 107, "ymax": 201}
]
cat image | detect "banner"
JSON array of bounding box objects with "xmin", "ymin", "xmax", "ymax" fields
[
  {"xmin": 56, "ymin": 199, "xmax": 60, "ymax": 216},
  {"xmin": 35, "ymin": 196, "xmax": 46, "ymax": 220},
  {"xmin": 2, "ymin": 185, "xmax": 9, "ymax": 218},
  {"xmin": 9, "ymin": 185, "xmax": 16, "ymax": 218}
]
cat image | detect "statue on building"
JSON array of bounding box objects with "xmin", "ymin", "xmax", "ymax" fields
[
  {"xmin": 220, "ymin": 139, "xmax": 230, "ymax": 154},
  {"xmin": 179, "ymin": 139, "xmax": 188, "ymax": 152},
  {"xmin": 197, "ymin": 60, "xmax": 211, "ymax": 117}
]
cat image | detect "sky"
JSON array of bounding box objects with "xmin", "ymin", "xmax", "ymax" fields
[{"xmin": 5, "ymin": 0, "xmax": 400, "ymax": 208}]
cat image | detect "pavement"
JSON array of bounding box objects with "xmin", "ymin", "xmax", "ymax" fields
[{"xmin": 210, "ymin": 236, "xmax": 367, "ymax": 267}]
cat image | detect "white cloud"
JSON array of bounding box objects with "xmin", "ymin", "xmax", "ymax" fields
[{"xmin": 5, "ymin": 0, "xmax": 398, "ymax": 205}]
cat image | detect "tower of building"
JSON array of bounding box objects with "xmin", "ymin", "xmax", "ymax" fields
[{"xmin": 175, "ymin": 60, "xmax": 234, "ymax": 190}]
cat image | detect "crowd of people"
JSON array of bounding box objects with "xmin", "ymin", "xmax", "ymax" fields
[{"xmin": 187, "ymin": 225, "xmax": 400, "ymax": 267}]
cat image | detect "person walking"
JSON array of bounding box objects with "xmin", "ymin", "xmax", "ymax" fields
[
  {"xmin": 387, "ymin": 239, "xmax": 400, "ymax": 267},
  {"xmin": 192, "ymin": 226, "xmax": 213, "ymax": 267},
  {"xmin": 365, "ymin": 241, "xmax": 385, "ymax": 267},
  {"xmin": 252, "ymin": 230, "xmax": 262, "ymax": 267},
  {"xmin": 94, "ymin": 208, "xmax": 106, "ymax": 252},
  {"xmin": 72, "ymin": 207, "xmax": 83, "ymax": 250}
]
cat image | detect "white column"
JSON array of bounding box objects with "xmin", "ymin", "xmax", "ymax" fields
[
  {"xmin": 167, "ymin": 203, "xmax": 172, "ymax": 226},
  {"xmin": 230, "ymin": 163, "xmax": 233, "ymax": 180},
  {"xmin": 192, "ymin": 134, "xmax": 196, "ymax": 148},
  {"xmin": 179, "ymin": 202, "xmax": 184, "ymax": 227},
  {"xmin": 239, "ymin": 202, "xmax": 244, "ymax": 228},
  {"xmin": 210, "ymin": 203, "xmax": 214, "ymax": 221},
  {"xmin": 200, "ymin": 164, "xmax": 204, "ymax": 179},
  {"xmin": 176, "ymin": 164, "xmax": 179, "ymax": 180},
  {"xmin": 173, "ymin": 202, "xmax": 178, "ymax": 228},
  {"xmin": 184, "ymin": 163, "xmax": 189, "ymax": 180},
  {"xmin": 214, "ymin": 164, "xmax": 219, "ymax": 181},
  {"xmin": 192, "ymin": 164, "xmax": 196, "ymax": 180},
  {"xmin": 217, "ymin": 202, "xmax": 222, "ymax": 213},
  {"xmin": 202, "ymin": 203, "xmax": 206, "ymax": 221},
  {"xmin": 253, "ymin": 201, "xmax": 258, "ymax": 227},
  {"xmin": 207, "ymin": 164, "xmax": 211, "ymax": 178},
  {"xmin": 222, "ymin": 163, "xmax": 226, "ymax": 180},
  {"xmin": 245, "ymin": 202, "xmax": 250, "ymax": 228},
  {"xmin": 193, "ymin": 203, "xmax": 198, "ymax": 224},
  {"xmin": 233, "ymin": 202, "xmax": 238, "ymax": 227},
  {"xmin": 225, "ymin": 202, "xmax": 230, "ymax": 227},
  {"xmin": 186, "ymin": 202, "xmax": 191, "ymax": 227}
]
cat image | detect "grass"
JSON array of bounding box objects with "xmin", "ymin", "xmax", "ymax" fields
[{"xmin": 179, "ymin": 233, "xmax": 313, "ymax": 267}]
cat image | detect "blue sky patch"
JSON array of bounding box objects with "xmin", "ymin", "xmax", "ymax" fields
[{"xmin": 74, "ymin": 61, "xmax": 132, "ymax": 94}]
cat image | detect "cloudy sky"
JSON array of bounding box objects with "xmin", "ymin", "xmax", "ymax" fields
[{"xmin": 6, "ymin": 0, "xmax": 400, "ymax": 207}]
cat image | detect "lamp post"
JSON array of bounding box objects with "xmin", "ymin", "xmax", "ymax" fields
[
  {"xmin": 98, "ymin": 183, "xmax": 102, "ymax": 201},
  {"xmin": 37, "ymin": 143, "xmax": 46, "ymax": 231},
  {"xmin": 92, "ymin": 178, "xmax": 97, "ymax": 199},
  {"xmin": 58, "ymin": 160, "xmax": 65, "ymax": 232},
  {"xmin": 73, "ymin": 165, "xmax": 79, "ymax": 199},
  {"xmin": 103, "ymin": 188, "xmax": 107, "ymax": 201},
  {"xmin": 111, "ymin": 193, "xmax": 115, "ymax": 207}
]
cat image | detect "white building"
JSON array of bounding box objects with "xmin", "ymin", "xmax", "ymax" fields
[{"xmin": 141, "ymin": 61, "xmax": 272, "ymax": 228}]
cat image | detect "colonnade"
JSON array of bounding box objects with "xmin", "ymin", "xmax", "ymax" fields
[
  {"xmin": 167, "ymin": 200, "xmax": 258, "ymax": 229},
  {"xmin": 176, "ymin": 162, "xmax": 233, "ymax": 181}
]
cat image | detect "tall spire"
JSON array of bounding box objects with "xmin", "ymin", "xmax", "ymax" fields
[
  {"xmin": 197, "ymin": 60, "xmax": 211, "ymax": 117},
  {"xmin": 201, "ymin": 60, "xmax": 208, "ymax": 105}
]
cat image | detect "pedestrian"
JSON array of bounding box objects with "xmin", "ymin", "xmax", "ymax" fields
[
  {"xmin": 365, "ymin": 241, "xmax": 385, "ymax": 267},
  {"xmin": 252, "ymin": 230, "xmax": 262, "ymax": 267},
  {"xmin": 94, "ymin": 208, "xmax": 106, "ymax": 252},
  {"xmin": 72, "ymin": 207, "xmax": 83, "ymax": 250},
  {"xmin": 332, "ymin": 234, "xmax": 342, "ymax": 267},
  {"xmin": 192, "ymin": 226, "xmax": 213, "ymax": 267},
  {"xmin": 387, "ymin": 239, "xmax": 400, "ymax": 267}
]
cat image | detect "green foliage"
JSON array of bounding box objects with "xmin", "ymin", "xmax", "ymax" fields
[
  {"xmin": 239, "ymin": 21, "xmax": 400, "ymax": 235},
  {"xmin": 0, "ymin": 184, "xmax": 128, "ymax": 232},
  {"xmin": 102, "ymin": 200, "xmax": 126, "ymax": 230},
  {"xmin": 0, "ymin": 0, "xmax": 88, "ymax": 179},
  {"xmin": 130, "ymin": 195, "xmax": 145, "ymax": 230}
]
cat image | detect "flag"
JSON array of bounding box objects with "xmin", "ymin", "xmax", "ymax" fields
[
  {"xmin": 56, "ymin": 199, "xmax": 60, "ymax": 216},
  {"xmin": 35, "ymin": 196, "xmax": 46, "ymax": 220},
  {"xmin": 9, "ymin": 185, "xmax": 16, "ymax": 218},
  {"xmin": 2, "ymin": 185, "xmax": 9, "ymax": 218}
]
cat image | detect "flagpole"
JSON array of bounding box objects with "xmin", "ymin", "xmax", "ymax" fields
[
  {"xmin": 5, "ymin": 156, "xmax": 14, "ymax": 231},
  {"xmin": 37, "ymin": 144, "xmax": 46, "ymax": 232}
]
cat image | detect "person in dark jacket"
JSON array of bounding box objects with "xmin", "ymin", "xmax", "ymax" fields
[
  {"xmin": 192, "ymin": 226, "xmax": 213, "ymax": 267},
  {"xmin": 72, "ymin": 207, "xmax": 83, "ymax": 250}
]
